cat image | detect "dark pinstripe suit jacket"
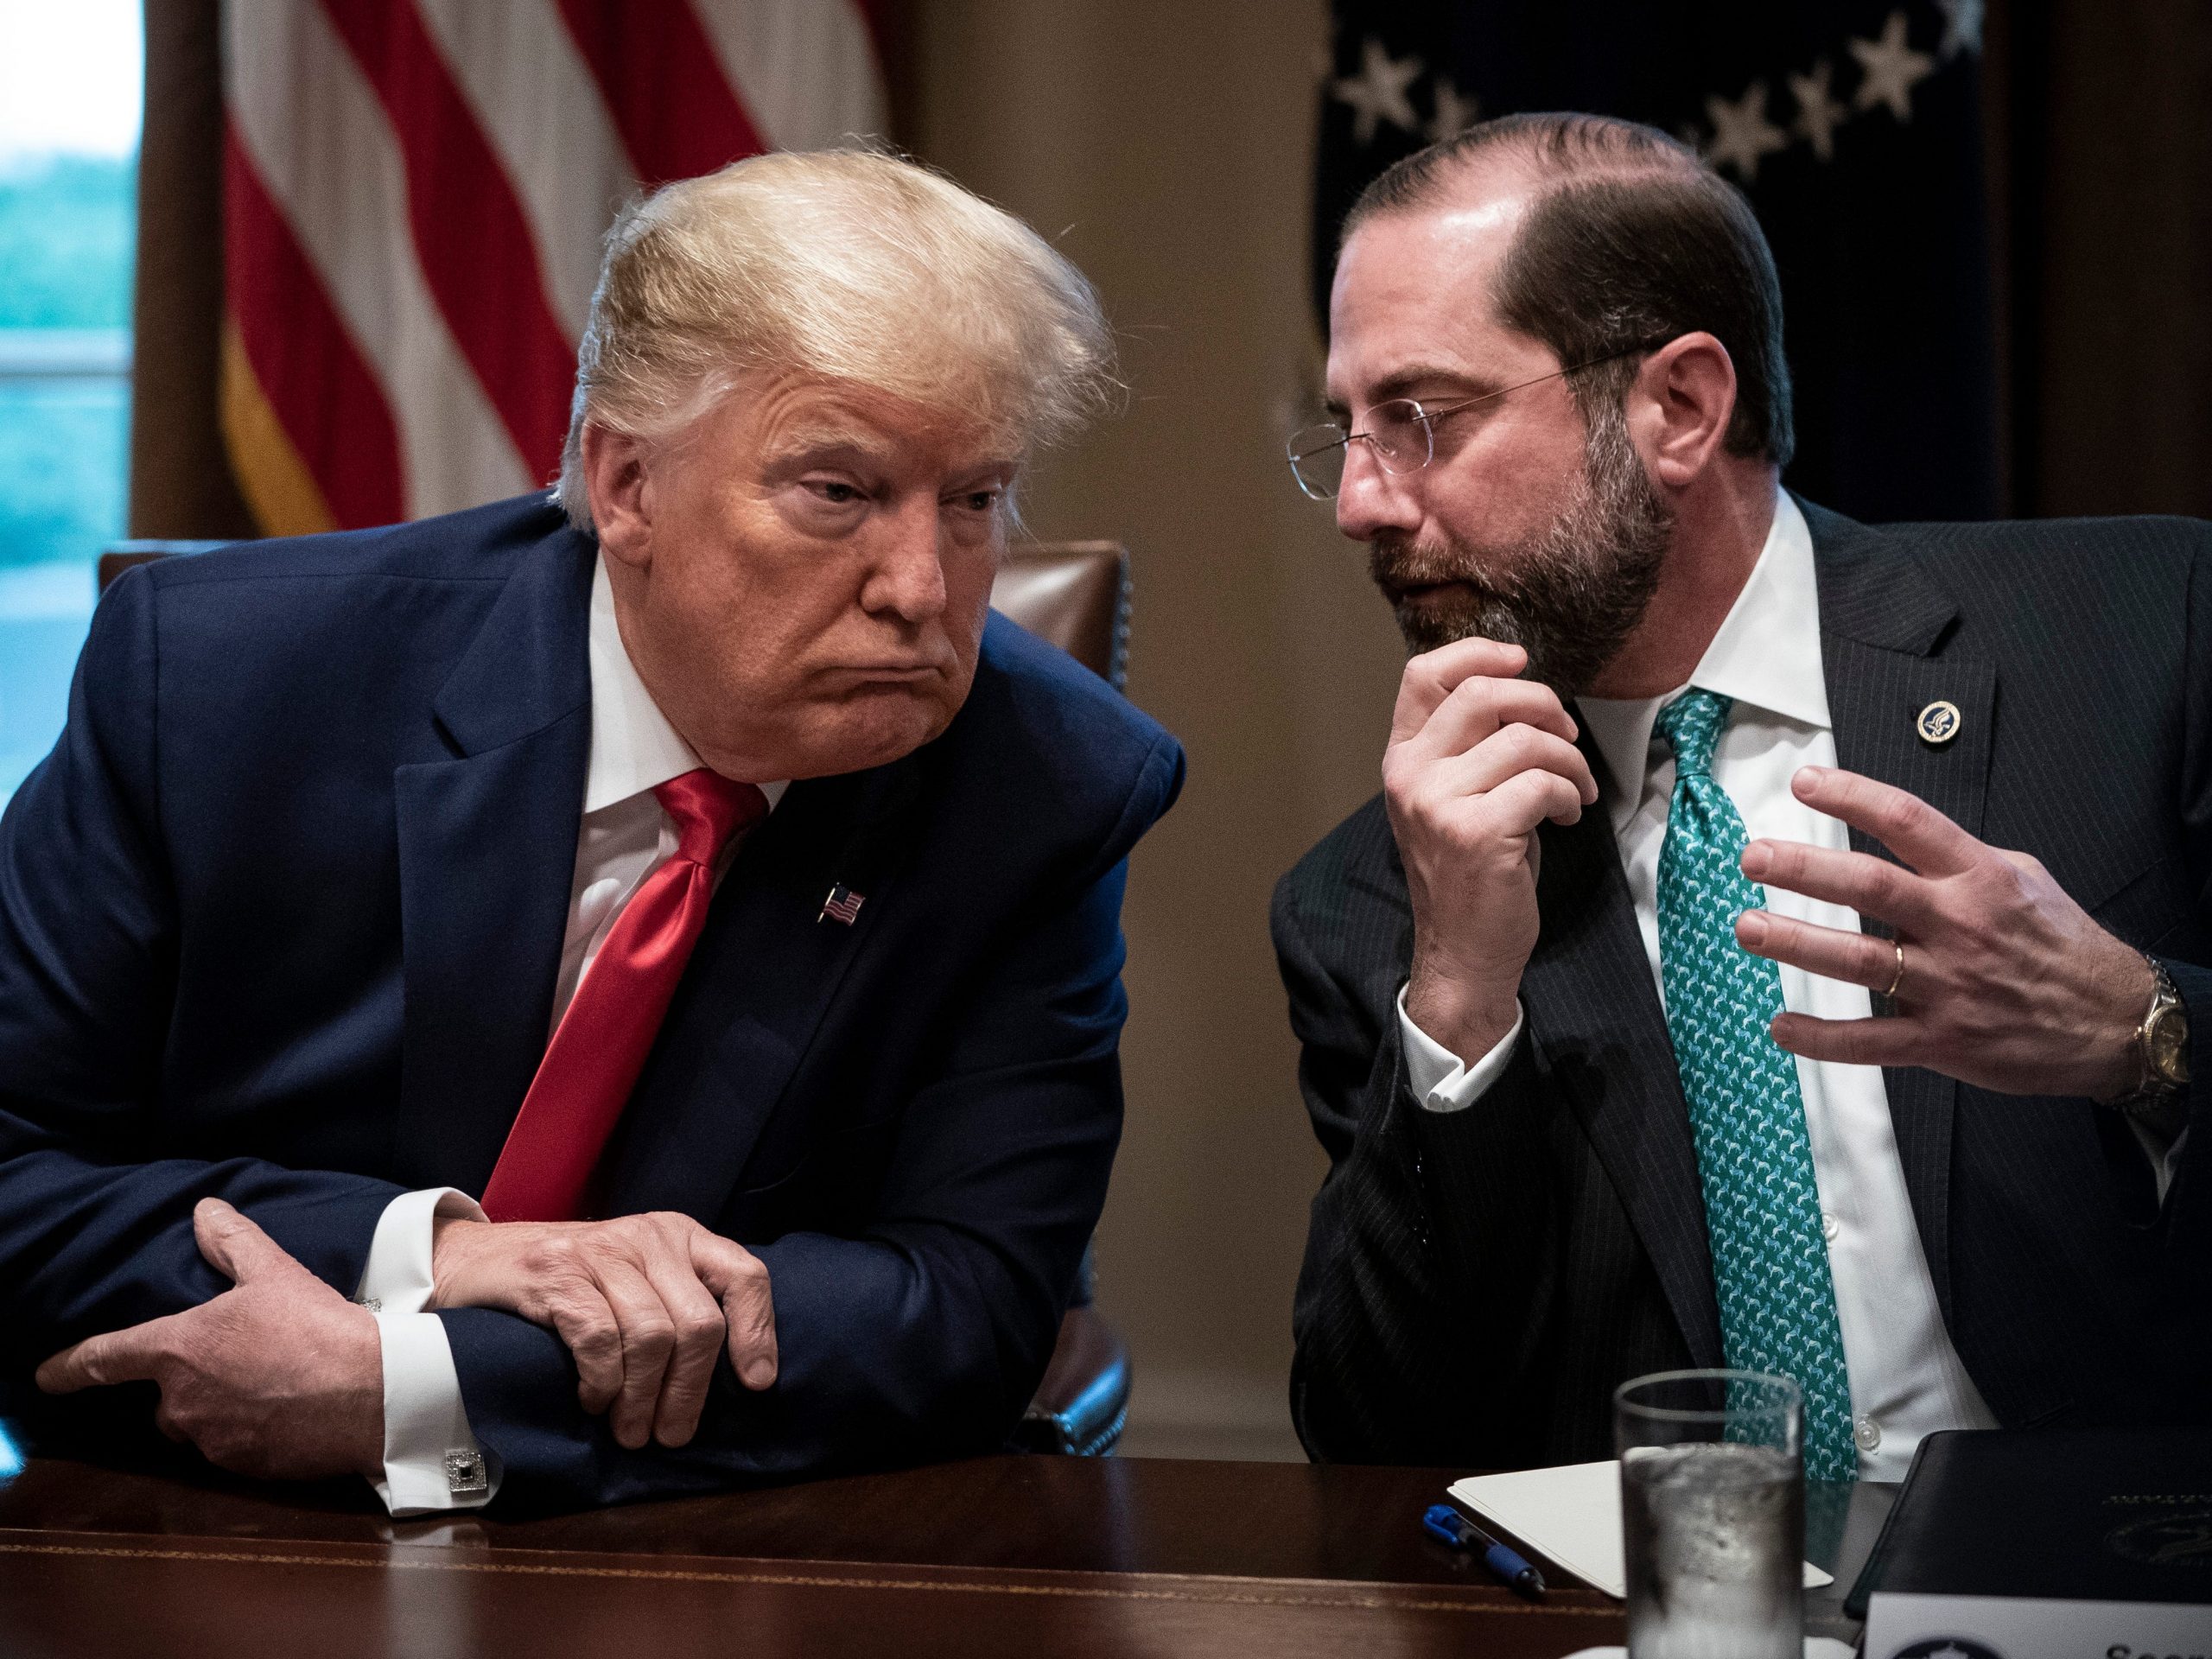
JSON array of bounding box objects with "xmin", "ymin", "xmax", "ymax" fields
[{"xmin": 1277, "ymin": 502, "xmax": 2212, "ymax": 1468}]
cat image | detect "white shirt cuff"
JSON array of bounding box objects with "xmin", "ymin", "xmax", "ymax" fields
[
  {"xmin": 355, "ymin": 1188, "xmax": 499, "ymax": 1513},
  {"xmin": 1396, "ymin": 985, "xmax": 1527, "ymax": 1113}
]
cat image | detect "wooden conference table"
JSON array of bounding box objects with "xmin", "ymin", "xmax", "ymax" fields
[{"xmin": 0, "ymin": 1454, "xmax": 1890, "ymax": 1657}]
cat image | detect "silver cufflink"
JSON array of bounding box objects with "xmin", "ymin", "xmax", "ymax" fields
[{"xmin": 444, "ymin": 1448, "xmax": 489, "ymax": 1497}]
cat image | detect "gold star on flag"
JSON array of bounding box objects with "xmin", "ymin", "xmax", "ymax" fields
[
  {"xmin": 1705, "ymin": 81, "xmax": 1789, "ymax": 183},
  {"xmin": 1850, "ymin": 11, "xmax": 1935, "ymax": 123},
  {"xmin": 1332, "ymin": 37, "xmax": 1423, "ymax": 148},
  {"xmin": 1788, "ymin": 60, "xmax": 1847, "ymax": 162}
]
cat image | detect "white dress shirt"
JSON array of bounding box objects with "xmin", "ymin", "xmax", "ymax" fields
[
  {"xmin": 356, "ymin": 552, "xmax": 785, "ymax": 1514},
  {"xmin": 1397, "ymin": 490, "xmax": 1999, "ymax": 1478}
]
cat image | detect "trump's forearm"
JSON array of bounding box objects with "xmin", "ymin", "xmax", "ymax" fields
[
  {"xmin": 440, "ymin": 1224, "xmax": 1066, "ymax": 1511},
  {"xmin": 0, "ymin": 1122, "xmax": 404, "ymax": 1350}
]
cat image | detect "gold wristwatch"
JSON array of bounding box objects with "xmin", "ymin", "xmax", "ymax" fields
[{"xmin": 2113, "ymin": 953, "xmax": 2190, "ymax": 1116}]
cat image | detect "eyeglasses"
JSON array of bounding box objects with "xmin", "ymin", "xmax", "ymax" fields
[{"xmin": 1285, "ymin": 347, "xmax": 1655, "ymax": 501}]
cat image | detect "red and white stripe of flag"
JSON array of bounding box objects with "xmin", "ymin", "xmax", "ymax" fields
[{"xmin": 219, "ymin": 0, "xmax": 891, "ymax": 537}]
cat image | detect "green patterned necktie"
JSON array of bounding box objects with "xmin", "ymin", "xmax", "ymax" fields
[{"xmin": 1655, "ymin": 689, "xmax": 1858, "ymax": 1482}]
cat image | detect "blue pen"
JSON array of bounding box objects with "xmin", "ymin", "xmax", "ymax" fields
[{"xmin": 1421, "ymin": 1503, "xmax": 1548, "ymax": 1599}]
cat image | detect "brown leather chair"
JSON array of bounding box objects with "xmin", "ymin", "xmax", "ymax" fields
[
  {"xmin": 988, "ymin": 544, "xmax": 1135, "ymax": 1455},
  {"xmin": 99, "ymin": 543, "xmax": 215, "ymax": 591},
  {"xmin": 988, "ymin": 541, "xmax": 1129, "ymax": 692},
  {"xmin": 99, "ymin": 536, "xmax": 1138, "ymax": 1457}
]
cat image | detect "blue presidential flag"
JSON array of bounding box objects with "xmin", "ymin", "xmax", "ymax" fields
[{"xmin": 1314, "ymin": 2, "xmax": 1997, "ymax": 522}]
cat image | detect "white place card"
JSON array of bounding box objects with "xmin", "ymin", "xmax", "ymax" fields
[{"xmin": 1448, "ymin": 1459, "xmax": 1835, "ymax": 1601}]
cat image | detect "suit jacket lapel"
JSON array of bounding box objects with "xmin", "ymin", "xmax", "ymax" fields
[
  {"xmin": 1524, "ymin": 761, "xmax": 1726, "ymax": 1368},
  {"xmin": 1529, "ymin": 501, "xmax": 1997, "ymax": 1363},
  {"xmin": 596, "ymin": 753, "xmax": 923, "ymax": 1221},
  {"xmin": 1808, "ymin": 498, "xmax": 1995, "ymax": 1322},
  {"xmin": 392, "ymin": 528, "xmax": 594, "ymax": 1193}
]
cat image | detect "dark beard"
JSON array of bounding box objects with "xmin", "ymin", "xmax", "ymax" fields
[{"xmin": 1368, "ymin": 404, "xmax": 1675, "ymax": 698}]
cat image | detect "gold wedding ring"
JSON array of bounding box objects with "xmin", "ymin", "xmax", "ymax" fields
[{"xmin": 1883, "ymin": 940, "xmax": 1906, "ymax": 1000}]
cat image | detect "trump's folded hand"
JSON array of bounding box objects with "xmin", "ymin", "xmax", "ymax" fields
[
  {"xmin": 428, "ymin": 1211, "xmax": 777, "ymax": 1451},
  {"xmin": 36, "ymin": 1198, "xmax": 384, "ymax": 1481}
]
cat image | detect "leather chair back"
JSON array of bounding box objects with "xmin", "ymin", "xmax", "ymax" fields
[
  {"xmin": 988, "ymin": 542, "xmax": 1128, "ymax": 688},
  {"xmin": 99, "ymin": 543, "xmax": 214, "ymax": 591}
]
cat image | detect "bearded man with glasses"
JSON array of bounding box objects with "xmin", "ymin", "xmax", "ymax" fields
[{"xmin": 1279, "ymin": 112, "xmax": 2209, "ymax": 1478}]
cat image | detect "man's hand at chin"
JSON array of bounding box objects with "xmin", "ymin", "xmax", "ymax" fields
[
  {"xmin": 1387, "ymin": 636, "xmax": 1600, "ymax": 1065},
  {"xmin": 428, "ymin": 1211, "xmax": 777, "ymax": 1452},
  {"xmin": 35, "ymin": 1198, "xmax": 384, "ymax": 1482}
]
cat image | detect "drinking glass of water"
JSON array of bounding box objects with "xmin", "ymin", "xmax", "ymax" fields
[{"xmin": 1615, "ymin": 1369, "xmax": 1803, "ymax": 1659}]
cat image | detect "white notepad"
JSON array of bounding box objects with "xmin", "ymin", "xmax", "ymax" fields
[{"xmin": 1446, "ymin": 1459, "xmax": 1835, "ymax": 1600}]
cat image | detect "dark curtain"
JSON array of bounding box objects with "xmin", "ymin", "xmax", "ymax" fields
[{"xmin": 1996, "ymin": 0, "xmax": 2212, "ymax": 517}]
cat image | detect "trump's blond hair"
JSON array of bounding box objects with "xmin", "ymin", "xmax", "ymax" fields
[{"xmin": 556, "ymin": 148, "xmax": 1116, "ymax": 531}]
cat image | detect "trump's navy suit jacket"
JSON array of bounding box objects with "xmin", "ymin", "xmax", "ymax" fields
[{"xmin": 0, "ymin": 493, "xmax": 1184, "ymax": 1510}]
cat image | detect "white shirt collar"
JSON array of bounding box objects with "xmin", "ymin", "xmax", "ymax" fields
[
  {"xmin": 583, "ymin": 552, "xmax": 790, "ymax": 815},
  {"xmin": 1578, "ymin": 486, "xmax": 1828, "ymax": 801}
]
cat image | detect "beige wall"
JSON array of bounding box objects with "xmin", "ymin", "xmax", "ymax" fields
[{"xmin": 912, "ymin": 0, "xmax": 1411, "ymax": 1457}]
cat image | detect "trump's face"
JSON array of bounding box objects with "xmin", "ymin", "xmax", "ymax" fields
[{"xmin": 588, "ymin": 372, "xmax": 1017, "ymax": 781}]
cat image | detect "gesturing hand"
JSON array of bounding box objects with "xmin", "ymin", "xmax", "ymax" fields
[
  {"xmin": 429, "ymin": 1211, "xmax": 776, "ymax": 1452},
  {"xmin": 36, "ymin": 1198, "xmax": 384, "ymax": 1481},
  {"xmin": 1734, "ymin": 766, "xmax": 2152, "ymax": 1100},
  {"xmin": 1385, "ymin": 637, "xmax": 1600, "ymax": 1065}
]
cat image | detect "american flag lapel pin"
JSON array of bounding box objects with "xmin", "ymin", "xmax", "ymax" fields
[{"xmin": 819, "ymin": 883, "xmax": 866, "ymax": 925}]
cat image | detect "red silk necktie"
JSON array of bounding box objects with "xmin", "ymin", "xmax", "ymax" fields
[{"xmin": 481, "ymin": 769, "xmax": 769, "ymax": 1222}]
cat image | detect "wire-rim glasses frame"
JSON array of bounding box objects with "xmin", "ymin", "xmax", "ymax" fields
[{"xmin": 1285, "ymin": 345, "xmax": 1659, "ymax": 502}]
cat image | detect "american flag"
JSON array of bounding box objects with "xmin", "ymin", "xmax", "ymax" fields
[
  {"xmin": 219, "ymin": 0, "xmax": 891, "ymax": 536},
  {"xmin": 819, "ymin": 884, "xmax": 866, "ymax": 926}
]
